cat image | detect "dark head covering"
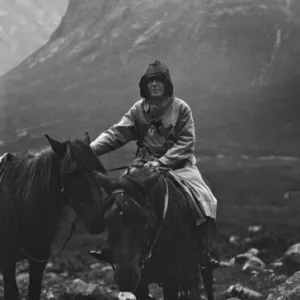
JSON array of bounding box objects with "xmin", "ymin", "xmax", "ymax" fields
[{"xmin": 139, "ymin": 60, "xmax": 174, "ymax": 98}]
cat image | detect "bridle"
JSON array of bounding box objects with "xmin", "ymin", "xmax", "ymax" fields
[{"xmin": 107, "ymin": 175, "xmax": 169, "ymax": 271}]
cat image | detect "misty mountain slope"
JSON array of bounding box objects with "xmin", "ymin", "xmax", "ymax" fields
[
  {"xmin": 1, "ymin": 0, "xmax": 300, "ymax": 155},
  {"xmin": 0, "ymin": 0, "xmax": 68, "ymax": 75}
]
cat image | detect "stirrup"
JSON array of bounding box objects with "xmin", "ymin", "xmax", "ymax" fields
[{"xmin": 200, "ymin": 251, "xmax": 220, "ymax": 270}]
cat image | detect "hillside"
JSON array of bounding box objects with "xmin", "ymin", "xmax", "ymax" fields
[
  {"xmin": 0, "ymin": 0, "xmax": 68, "ymax": 75},
  {"xmin": 1, "ymin": 0, "xmax": 300, "ymax": 158}
]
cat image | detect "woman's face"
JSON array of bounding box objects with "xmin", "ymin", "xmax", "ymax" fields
[{"xmin": 147, "ymin": 79, "xmax": 165, "ymax": 97}]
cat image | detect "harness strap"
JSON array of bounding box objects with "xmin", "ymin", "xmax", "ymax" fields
[
  {"xmin": 106, "ymin": 166, "xmax": 128, "ymax": 172},
  {"xmin": 142, "ymin": 175, "xmax": 169, "ymax": 266},
  {"xmin": 162, "ymin": 176, "xmax": 169, "ymax": 219},
  {"xmin": 104, "ymin": 189, "xmax": 125, "ymax": 206},
  {"xmin": 106, "ymin": 176, "xmax": 169, "ymax": 270}
]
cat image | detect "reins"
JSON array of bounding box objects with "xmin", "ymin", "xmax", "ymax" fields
[
  {"xmin": 106, "ymin": 166, "xmax": 129, "ymax": 172},
  {"xmin": 140, "ymin": 175, "xmax": 169, "ymax": 268},
  {"xmin": 107, "ymin": 171, "xmax": 170, "ymax": 271}
]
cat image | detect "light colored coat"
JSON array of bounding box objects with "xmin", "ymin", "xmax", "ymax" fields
[{"xmin": 91, "ymin": 97, "xmax": 217, "ymax": 220}]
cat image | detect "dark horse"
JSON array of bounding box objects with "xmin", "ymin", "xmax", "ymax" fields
[
  {"xmin": 99, "ymin": 166, "xmax": 215, "ymax": 300},
  {"xmin": 0, "ymin": 132, "xmax": 106, "ymax": 300}
]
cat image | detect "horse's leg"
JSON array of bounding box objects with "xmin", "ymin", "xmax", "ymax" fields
[
  {"xmin": 134, "ymin": 280, "xmax": 149, "ymax": 300},
  {"xmin": 187, "ymin": 265, "xmax": 201, "ymax": 300},
  {"xmin": 27, "ymin": 259, "xmax": 47, "ymax": 300},
  {"xmin": 200, "ymin": 266, "xmax": 214, "ymax": 300},
  {"xmin": 1, "ymin": 262, "xmax": 19, "ymax": 300},
  {"xmin": 163, "ymin": 282, "xmax": 179, "ymax": 300}
]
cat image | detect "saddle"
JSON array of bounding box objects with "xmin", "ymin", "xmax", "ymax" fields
[
  {"xmin": 117, "ymin": 164, "xmax": 191, "ymax": 211},
  {"xmin": 118, "ymin": 165, "xmax": 163, "ymax": 197}
]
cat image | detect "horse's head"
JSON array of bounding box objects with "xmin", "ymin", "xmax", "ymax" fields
[
  {"xmin": 45, "ymin": 132, "xmax": 106, "ymax": 234},
  {"xmin": 104, "ymin": 187, "xmax": 159, "ymax": 292}
]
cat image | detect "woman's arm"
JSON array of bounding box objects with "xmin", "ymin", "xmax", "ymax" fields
[
  {"xmin": 158, "ymin": 104, "xmax": 195, "ymax": 167},
  {"xmin": 90, "ymin": 104, "xmax": 138, "ymax": 156}
]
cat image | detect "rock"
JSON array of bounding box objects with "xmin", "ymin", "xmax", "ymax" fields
[
  {"xmin": 45, "ymin": 291, "xmax": 56, "ymax": 300},
  {"xmin": 281, "ymin": 243, "xmax": 300, "ymax": 271},
  {"xmin": 66, "ymin": 278, "xmax": 98, "ymax": 296},
  {"xmin": 248, "ymin": 248, "xmax": 260, "ymax": 256},
  {"xmin": 242, "ymin": 256, "xmax": 266, "ymax": 272},
  {"xmin": 223, "ymin": 284, "xmax": 263, "ymax": 299},
  {"xmin": 16, "ymin": 261, "xmax": 29, "ymax": 274},
  {"xmin": 16, "ymin": 273, "xmax": 29, "ymax": 283},
  {"xmin": 235, "ymin": 253, "xmax": 253, "ymax": 265},
  {"xmin": 220, "ymin": 258, "xmax": 235, "ymax": 267},
  {"xmin": 220, "ymin": 258, "xmax": 236, "ymax": 267},
  {"xmin": 45, "ymin": 262, "xmax": 64, "ymax": 274},
  {"xmin": 229, "ymin": 235, "xmax": 243, "ymax": 246},
  {"xmin": 270, "ymin": 260, "xmax": 284, "ymax": 270},
  {"xmin": 244, "ymin": 234, "xmax": 278, "ymax": 249},
  {"xmin": 118, "ymin": 292, "xmax": 137, "ymax": 300},
  {"xmin": 267, "ymin": 271, "xmax": 300, "ymax": 299},
  {"xmin": 247, "ymin": 225, "xmax": 263, "ymax": 236},
  {"xmin": 235, "ymin": 249, "xmax": 259, "ymax": 264}
]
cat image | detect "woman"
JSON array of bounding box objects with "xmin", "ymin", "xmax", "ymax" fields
[{"xmin": 90, "ymin": 60, "xmax": 219, "ymax": 269}]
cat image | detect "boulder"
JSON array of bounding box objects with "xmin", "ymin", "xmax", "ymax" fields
[
  {"xmin": 235, "ymin": 249, "xmax": 259, "ymax": 264},
  {"xmin": 220, "ymin": 258, "xmax": 236, "ymax": 267},
  {"xmin": 229, "ymin": 235, "xmax": 243, "ymax": 246},
  {"xmin": 247, "ymin": 225, "xmax": 264, "ymax": 236},
  {"xmin": 267, "ymin": 271, "xmax": 300, "ymax": 299},
  {"xmin": 281, "ymin": 243, "xmax": 300, "ymax": 272},
  {"xmin": 66, "ymin": 279, "xmax": 98, "ymax": 296},
  {"xmin": 223, "ymin": 284, "xmax": 263, "ymax": 299},
  {"xmin": 118, "ymin": 292, "xmax": 137, "ymax": 300},
  {"xmin": 242, "ymin": 257, "xmax": 266, "ymax": 272}
]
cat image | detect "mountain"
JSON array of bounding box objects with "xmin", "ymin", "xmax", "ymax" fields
[
  {"xmin": 0, "ymin": 0, "xmax": 68, "ymax": 75},
  {"xmin": 1, "ymin": 0, "xmax": 300, "ymax": 158}
]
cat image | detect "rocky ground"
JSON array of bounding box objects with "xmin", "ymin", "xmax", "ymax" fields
[
  {"xmin": 1, "ymin": 155, "xmax": 300, "ymax": 300},
  {"xmin": 3, "ymin": 223, "xmax": 300, "ymax": 300}
]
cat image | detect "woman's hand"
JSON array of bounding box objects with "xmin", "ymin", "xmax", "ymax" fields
[{"xmin": 144, "ymin": 160, "xmax": 162, "ymax": 169}]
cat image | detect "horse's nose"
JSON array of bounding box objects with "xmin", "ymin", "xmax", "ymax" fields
[{"xmin": 116, "ymin": 269, "xmax": 140, "ymax": 292}]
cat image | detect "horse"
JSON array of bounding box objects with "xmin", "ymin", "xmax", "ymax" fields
[
  {"xmin": 0, "ymin": 132, "xmax": 107, "ymax": 300},
  {"xmin": 98, "ymin": 165, "xmax": 215, "ymax": 300}
]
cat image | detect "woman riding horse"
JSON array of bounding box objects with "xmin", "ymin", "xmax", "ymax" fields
[{"xmin": 90, "ymin": 60, "xmax": 219, "ymax": 269}]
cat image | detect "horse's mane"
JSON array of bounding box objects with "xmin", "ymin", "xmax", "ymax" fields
[
  {"xmin": 1, "ymin": 148, "xmax": 56, "ymax": 202},
  {"xmin": 0, "ymin": 142, "xmax": 74, "ymax": 238}
]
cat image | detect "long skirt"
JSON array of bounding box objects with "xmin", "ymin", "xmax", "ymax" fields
[{"xmin": 169, "ymin": 165, "xmax": 217, "ymax": 225}]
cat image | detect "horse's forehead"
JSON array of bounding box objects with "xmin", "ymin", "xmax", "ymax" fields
[{"xmin": 71, "ymin": 144, "xmax": 94, "ymax": 163}]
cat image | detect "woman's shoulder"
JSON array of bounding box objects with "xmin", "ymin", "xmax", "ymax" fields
[
  {"xmin": 172, "ymin": 97, "xmax": 191, "ymax": 112},
  {"xmin": 131, "ymin": 98, "xmax": 145, "ymax": 109}
]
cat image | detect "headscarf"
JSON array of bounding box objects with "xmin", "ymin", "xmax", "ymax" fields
[{"xmin": 139, "ymin": 60, "xmax": 174, "ymax": 98}]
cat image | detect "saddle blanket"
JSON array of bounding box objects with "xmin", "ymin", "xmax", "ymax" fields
[
  {"xmin": 168, "ymin": 165, "xmax": 217, "ymax": 223},
  {"xmin": 120, "ymin": 164, "xmax": 217, "ymax": 224}
]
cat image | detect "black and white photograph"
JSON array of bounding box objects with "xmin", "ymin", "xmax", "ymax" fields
[{"xmin": 0, "ymin": 1, "xmax": 300, "ymax": 299}]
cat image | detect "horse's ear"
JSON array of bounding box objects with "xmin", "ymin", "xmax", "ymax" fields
[
  {"xmin": 83, "ymin": 131, "xmax": 91, "ymax": 145},
  {"xmin": 45, "ymin": 134, "xmax": 65, "ymax": 155}
]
